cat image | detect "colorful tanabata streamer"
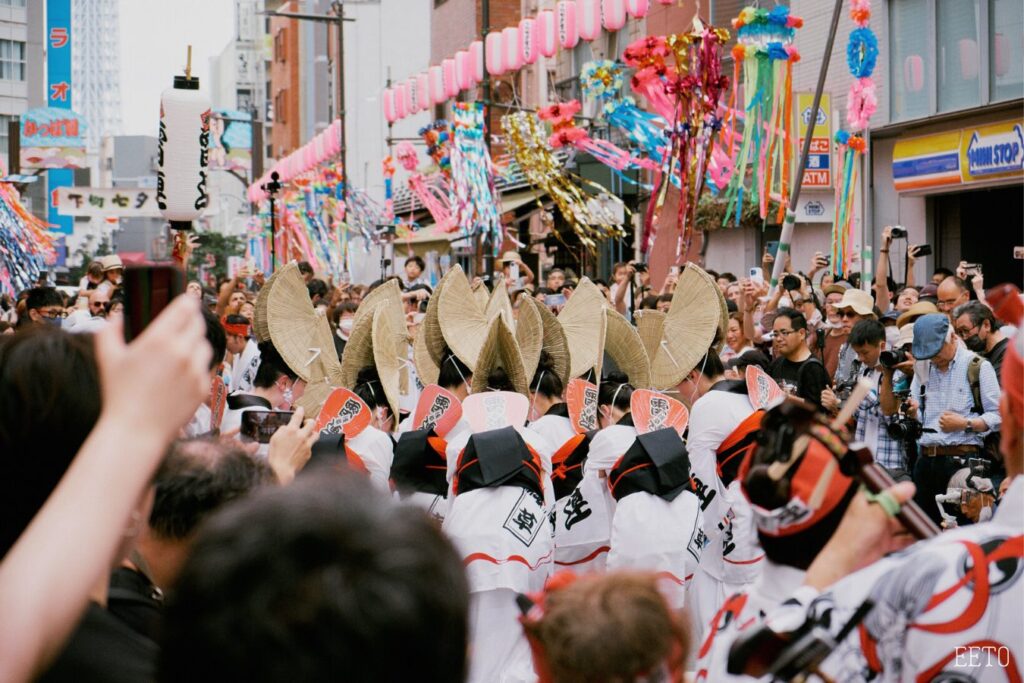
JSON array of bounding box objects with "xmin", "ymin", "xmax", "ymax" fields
[
  {"xmin": 721, "ymin": 5, "xmax": 802, "ymax": 227},
  {"xmin": 621, "ymin": 24, "xmax": 730, "ymax": 257},
  {"xmin": 502, "ymin": 111, "xmax": 624, "ymax": 251},
  {"xmin": 537, "ymin": 99, "xmax": 657, "ymax": 173},
  {"xmin": 0, "ymin": 182, "xmax": 54, "ymax": 296},
  {"xmin": 420, "ymin": 120, "xmax": 453, "ymax": 179},
  {"xmin": 582, "ymin": 61, "xmax": 670, "ymax": 168},
  {"xmin": 831, "ymin": 0, "xmax": 877, "ymax": 278},
  {"xmin": 396, "ymin": 140, "xmax": 455, "ymax": 231},
  {"xmin": 450, "ymin": 102, "xmax": 501, "ymax": 246}
]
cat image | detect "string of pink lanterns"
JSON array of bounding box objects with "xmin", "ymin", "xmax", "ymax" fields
[
  {"xmin": 380, "ymin": 0, "xmax": 676, "ymax": 124},
  {"xmin": 247, "ymin": 119, "xmax": 343, "ymax": 203}
]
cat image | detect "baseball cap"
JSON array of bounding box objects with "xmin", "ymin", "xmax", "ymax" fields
[{"xmin": 912, "ymin": 313, "xmax": 951, "ymax": 360}]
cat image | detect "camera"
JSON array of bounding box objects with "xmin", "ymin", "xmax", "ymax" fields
[
  {"xmin": 963, "ymin": 262, "xmax": 983, "ymax": 277},
  {"xmin": 879, "ymin": 347, "xmax": 909, "ymax": 369},
  {"xmin": 781, "ymin": 274, "xmax": 802, "ymax": 291},
  {"xmin": 834, "ymin": 377, "xmax": 858, "ymax": 403},
  {"xmin": 890, "ymin": 226, "xmax": 908, "ymax": 239},
  {"xmin": 886, "ymin": 393, "xmax": 923, "ymax": 442},
  {"xmin": 628, "ymin": 261, "xmax": 648, "ymax": 273}
]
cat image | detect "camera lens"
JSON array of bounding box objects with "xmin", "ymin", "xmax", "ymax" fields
[{"xmin": 782, "ymin": 274, "xmax": 801, "ymax": 291}]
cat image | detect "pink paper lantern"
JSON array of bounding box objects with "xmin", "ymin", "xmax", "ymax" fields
[
  {"xmin": 519, "ymin": 18, "xmax": 539, "ymax": 65},
  {"xmin": 442, "ymin": 58, "xmax": 459, "ymax": 98},
  {"xmin": 625, "ymin": 0, "xmax": 649, "ymax": 17},
  {"xmin": 602, "ymin": 0, "xmax": 627, "ymax": 31},
  {"xmin": 656, "ymin": 0, "xmax": 673, "ymax": 4},
  {"xmin": 405, "ymin": 78, "xmax": 419, "ymax": 113},
  {"xmin": 428, "ymin": 65, "xmax": 445, "ymax": 104},
  {"xmin": 536, "ymin": 10, "xmax": 559, "ymax": 58},
  {"xmin": 903, "ymin": 55, "xmax": 924, "ymax": 93},
  {"xmin": 455, "ymin": 50, "xmax": 473, "ymax": 90},
  {"xmin": 485, "ymin": 31, "xmax": 505, "ymax": 76},
  {"xmin": 470, "ymin": 40, "xmax": 485, "ymax": 82},
  {"xmin": 382, "ymin": 88, "xmax": 397, "ymax": 123},
  {"xmin": 577, "ymin": 0, "xmax": 601, "ymax": 41},
  {"xmin": 416, "ymin": 73, "xmax": 431, "ymax": 110},
  {"xmin": 502, "ymin": 26, "xmax": 522, "ymax": 72},
  {"xmin": 394, "ymin": 82, "xmax": 408, "ymax": 119},
  {"xmin": 557, "ymin": 1, "xmax": 579, "ymax": 49}
]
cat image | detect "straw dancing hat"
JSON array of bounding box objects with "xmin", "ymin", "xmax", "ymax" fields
[
  {"xmin": 471, "ymin": 280, "xmax": 490, "ymax": 311},
  {"xmin": 557, "ymin": 277, "xmax": 609, "ymax": 379},
  {"xmin": 603, "ymin": 308, "xmax": 651, "ymax": 389},
  {"xmin": 265, "ymin": 264, "xmax": 341, "ymax": 384},
  {"xmin": 339, "ymin": 303, "xmax": 402, "ymax": 425},
  {"xmin": 513, "ymin": 295, "xmax": 544, "ymax": 383},
  {"xmin": 486, "ymin": 277, "xmax": 516, "ymax": 327},
  {"xmin": 421, "ymin": 265, "xmax": 464, "ymax": 365},
  {"xmin": 522, "ymin": 296, "xmax": 571, "ymax": 387},
  {"xmin": 649, "ymin": 263, "xmax": 724, "ymax": 390},
  {"xmin": 713, "ymin": 274, "xmax": 729, "ymax": 351},
  {"xmin": 634, "ymin": 309, "xmax": 666, "ymax": 363},
  {"xmin": 253, "ymin": 263, "xmax": 291, "ymax": 342},
  {"xmin": 294, "ymin": 378, "xmax": 334, "ymax": 420},
  {"xmin": 470, "ymin": 315, "xmax": 529, "ymax": 396},
  {"xmin": 413, "ymin": 327, "xmax": 440, "ymax": 386},
  {"xmin": 353, "ymin": 278, "xmax": 407, "ymax": 352},
  {"xmin": 438, "ymin": 267, "xmax": 493, "ymax": 370}
]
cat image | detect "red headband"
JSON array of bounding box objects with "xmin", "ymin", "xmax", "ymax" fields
[{"xmin": 220, "ymin": 316, "xmax": 250, "ymax": 337}]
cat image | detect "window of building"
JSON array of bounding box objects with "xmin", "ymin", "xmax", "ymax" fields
[
  {"xmin": 0, "ymin": 0, "xmax": 27, "ymax": 7},
  {"xmin": 890, "ymin": 0, "xmax": 930, "ymax": 121},
  {"xmin": 937, "ymin": 0, "xmax": 981, "ymax": 113},
  {"xmin": 890, "ymin": 0, "xmax": 1020, "ymax": 122},
  {"xmin": 0, "ymin": 39, "xmax": 25, "ymax": 81},
  {"xmin": 274, "ymin": 90, "xmax": 286, "ymax": 124},
  {"xmin": 990, "ymin": 0, "xmax": 1024, "ymax": 101},
  {"xmin": 0, "ymin": 114, "xmax": 13, "ymax": 155}
]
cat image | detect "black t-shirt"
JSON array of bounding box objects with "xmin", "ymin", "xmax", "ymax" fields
[
  {"xmin": 986, "ymin": 337, "xmax": 1009, "ymax": 381},
  {"xmin": 107, "ymin": 566, "xmax": 163, "ymax": 642},
  {"xmin": 769, "ymin": 355, "xmax": 830, "ymax": 407},
  {"xmin": 39, "ymin": 602, "xmax": 157, "ymax": 683}
]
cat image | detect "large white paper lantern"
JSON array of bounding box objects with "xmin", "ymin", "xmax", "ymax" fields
[
  {"xmin": 158, "ymin": 75, "xmax": 211, "ymax": 229},
  {"xmin": 536, "ymin": 10, "xmax": 559, "ymax": 57}
]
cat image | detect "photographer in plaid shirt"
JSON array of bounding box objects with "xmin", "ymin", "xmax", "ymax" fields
[{"xmin": 888, "ymin": 314, "xmax": 1001, "ymax": 525}]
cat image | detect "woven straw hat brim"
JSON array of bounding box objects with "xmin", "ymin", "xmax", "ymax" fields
[
  {"xmin": 557, "ymin": 277, "xmax": 608, "ymax": 378},
  {"xmin": 650, "ymin": 263, "xmax": 722, "ymax": 389},
  {"xmin": 254, "ymin": 263, "xmax": 293, "ymax": 342},
  {"xmin": 470, "ymin": 316, "xmax": 529, "ymax": 396},
  {"xmin": 422, "ymin": 265, "xmax": 461, "ymax": 364},
  {"xmin": 514, "ymin": 296, "xmax": 544, "ymax": 382},
  {"xmin": 371, "ymin": 309, "xmax": 402, "ymax": 426},
  {"xmin": 526, "ymin": 297, "xmax": 571, "ymax": 387},
  {"xmin": 294, "ymin": 378, "xmax": 334, "ymax": 420},
  {"xmin": 635, "ymin": 309, "xmax": 666, "ymax": 363},
  {"xmin": 352, "ymin": 278, "xmax": 407, "ymax": 361},
  {"xmin": 471, "ymin": 282, "xmax": 490, "ymax": 311},
  {"xmin": 339, "ymin": 303, "xmax": 377, "ymax": 388},
  {"xmin": 485, "ymin": 277, "xmax": 516, "ymax": 327},
  {"xmin": 267, "ymin": 265, "xmax": 341, "ymax": 383},
  {"xmin": 604, "ymin": 308, "xmax": 651, "ymax": 389},
  {"xmin": 713, "ymin": 277, "xmax": 729, "ymax": 352},
  {"xmin": 338, "ymin": 304, "xmax": 401, "ymax": 425},
  {"xmin": 439, "ymin": 269, "xmax": 492, "ymax": 371},
  {"xmin": 414, "ymin": 326, "xmax": 440, "ymax": 386}
]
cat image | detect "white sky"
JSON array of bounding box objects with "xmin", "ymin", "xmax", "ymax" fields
[{"xmin": 118, "ymin": 0, "xmax": 235, "ymax": 135}]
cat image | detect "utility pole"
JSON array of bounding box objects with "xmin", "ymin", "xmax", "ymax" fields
[{"xmin": 479, "ymin": 0, "xmax": 493, "ymax": 279}]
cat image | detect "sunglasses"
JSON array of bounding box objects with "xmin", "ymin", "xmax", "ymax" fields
[{"xmin": 838, "ymin": 310, "xmax": 860, "ymax": 318}]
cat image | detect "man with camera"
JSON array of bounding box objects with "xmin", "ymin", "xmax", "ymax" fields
[
  {"xmin": 822, "ymin": 320, "xmax": 911, "ymax": 481},
  {"xmin": 880, "ymin": 313, "xmax": 1001, "ymax": 524}
]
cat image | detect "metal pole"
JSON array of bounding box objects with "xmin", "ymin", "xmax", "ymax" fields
[
  {"xmin": 768, "ymin": 0, "xmax": 845, "ymax": 294},
  {"xmin": 479, "ymin": 0, "xmax": 492, "ymax": 280},
  {"xmin": 269, "ymin": 193, "xmax": 276, "ymax": 269},
  {"xmin": 335, "ymin": 3, "xmax": 348, "ymax": 221}
]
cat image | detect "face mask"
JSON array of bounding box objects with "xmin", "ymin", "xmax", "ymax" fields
[
  {"xmin": 806, "ymin": 309, "xmax": 823, "ymax": 327},
  {"xmin": 42, "ymin": 315, "xmax": 62, "ymax": 328},
  {"xmin": 338, "ymin": 318, "xmax": 354, "ymax": 339},
  {"xmin": 964, "ymin": 334, "xmax": 986, "ymax": 353},
  {"xmin": 885, "ymin": 325, "xmax": 900, "ymax": 350},
  {"xmin": 280, "ymin": 383, "xmax": 294, "ymax": 409}
]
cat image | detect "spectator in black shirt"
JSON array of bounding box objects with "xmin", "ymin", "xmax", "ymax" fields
[
  {"xmin": 954, "ymin": 301, "xmax": 1009, "ymax": 381},
  {"xmin": 768, "ymin": 307, "xmax": 831, "ymax": 407}
]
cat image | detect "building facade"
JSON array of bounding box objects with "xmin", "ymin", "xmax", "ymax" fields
[
  {"xmin": 71, "ymin": 0, "xmax": 121, "ymax": 160},
  {"xmin": 0, "ymin": 0, "xmax": 27, "ymax": 174}
]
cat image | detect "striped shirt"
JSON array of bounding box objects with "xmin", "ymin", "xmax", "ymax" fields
[
  {"xmin": 853, "ymin": 367, "xmax": 907, "ymax": 471},
  {"xmin": 910, "ymin": 344, "xmax": 1001, "ymax": 447}
]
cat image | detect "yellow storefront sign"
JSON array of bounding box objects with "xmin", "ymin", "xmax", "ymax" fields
[{"xmin": 960, "ymin": 120, "xmax": 1024, "ymax": 184}]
